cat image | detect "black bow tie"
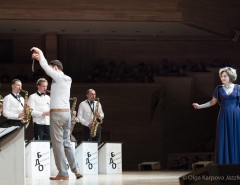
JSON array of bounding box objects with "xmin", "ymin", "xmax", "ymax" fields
[
  {"xmin": 16, "ymin": 94, "xmax": 21, "ymax": 99},
  {"xmin": 89, "ymin": 101, "xmax": 94, "ymax": 104},
  {"xmin": 37, "ymin": 92, "xmax": 45, "ymax": 96}
]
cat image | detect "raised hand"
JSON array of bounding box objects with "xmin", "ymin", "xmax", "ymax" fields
[
  {"xmin": 192, "ymin": 103, "xmax": 200, "ymax": 109},
  {"xmin": 30, "ymin": 47, "xmax": 45, "ymax": 62}
]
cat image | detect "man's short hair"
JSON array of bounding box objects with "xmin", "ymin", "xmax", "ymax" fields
[
  {"xmin": 11, "ymin": 79, "xmax": 21, "ymax": 85},
  {"xmin": 49, "ymin": 60, "xmax": 63, "ymax": 71},
  {"xmin": 36, "ymin": 78, "xmax": 48, "ymax": 86},
  {"xmin": 86, "ymin": 89, "xmax": 95, "ymax": 95}
]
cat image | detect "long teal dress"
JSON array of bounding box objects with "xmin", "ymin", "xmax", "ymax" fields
[{"xmin": 213, "ymin": 84, "xmax": 240, "ymax": 164}]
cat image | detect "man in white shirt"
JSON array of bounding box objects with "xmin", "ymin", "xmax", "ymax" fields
[
  {"xmin": 31, "ymin": 47, "xmax": 82, "ymax": 180},
  {"xmin": 0, "ymin": 100, "xmax": 8, "ymax": 125},
  {"xmin": 28, "ymin": 78, "xmax": 50, "ymax": 140},
  {"xmin": 2, "ymin": 79, "xmax": 25, "ymax": 127},
  {"xmin": 77, "ymin": 89, "xmax": 104, "ymax": 145}
]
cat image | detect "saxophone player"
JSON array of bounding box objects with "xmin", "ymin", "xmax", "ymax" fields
[
  {"xmin": 2, "ymin": 79, "xmax": 25, "ymax": 127},
  {"xmin": 28, "ymin": 78, "xmax": 50, "ymax": 140},
  {"xmin": 77, "ymin": 89, "xmax": 104, "ymax": 145}
]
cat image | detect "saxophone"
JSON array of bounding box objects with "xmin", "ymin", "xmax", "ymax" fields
[
  {"xmin": 0, "ymin": 95, "xmax": 3, "ymax": 102},
  {"xmin": 70, "ymin": 97, "xmax": 78, "ymax": 135},
  {"xmin": 21, "ymin": 89, "xmax": 33, "ymax": 124},
  {"xmin": 90, "ymin": 98, "xmax": 103, "ymax": 138}
]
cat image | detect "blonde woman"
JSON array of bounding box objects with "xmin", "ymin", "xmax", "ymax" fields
[{"xmin": 193, "ymin": 67, "xmax": 240, "ymax": 164}]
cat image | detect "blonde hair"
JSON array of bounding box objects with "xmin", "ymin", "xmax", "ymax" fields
[
  {"xmin": 36, "ymin": 78, "xmax": 48, "ymax": 86},
  {"xmin": 219, "ymin": 67, "xmax": 237, "ymax": 82}
]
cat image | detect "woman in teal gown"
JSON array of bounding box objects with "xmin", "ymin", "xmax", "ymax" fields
[{"xmin": 193, "ymin": 67, "xmax": 240, "ymax": 164}]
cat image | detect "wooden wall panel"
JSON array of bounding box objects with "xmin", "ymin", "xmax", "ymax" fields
[
  {"xmin": 0, "ymin": 34, "xmax": 44, "ymax": 82},
  {"xmin": 56, "ymin": 35, "xmax": 240, "ymax": 81},
  {"xmin": 1, "ymin": 34, "xmax": 240, "ymax": 83},
  {"xmin": 62, "ymin": 39, "xmax": 95, "ymax": 81},
  {"xmin": 45, "ymin": 32, "xmax": 57, "ymax": 60},
  {"xmin": 95, "ymin": 39, "xmax": 240, "ymax": 66},
  {"xmin": 179, "ymin": 0, "xmax": 240, "ymax": 36},
  {"xmin": 0, "ymin": 0, "xmax": 182, "ymax": 21}
]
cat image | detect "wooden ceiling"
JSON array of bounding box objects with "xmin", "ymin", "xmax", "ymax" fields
[
  {"xmin": 0, "ymin": 0, "xmax": 239, "ymax": 38},
  {"xmin": 0, "ymin": 0, "xmax": 182, "ymax": 21}
]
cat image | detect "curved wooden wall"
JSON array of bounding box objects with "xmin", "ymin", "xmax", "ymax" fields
[{"xmin": 0, "ymin": 0, "xmax": 182, "ymax": 21}]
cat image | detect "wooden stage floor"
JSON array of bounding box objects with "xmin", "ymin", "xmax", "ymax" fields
[{"xmin": 26, "ymin": 171, "xmax": 189, "ymax": 185}]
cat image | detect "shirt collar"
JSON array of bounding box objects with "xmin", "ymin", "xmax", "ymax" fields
[{"xmin": 37, "ymin": 91, "xmax": 45, "ymax": 96}]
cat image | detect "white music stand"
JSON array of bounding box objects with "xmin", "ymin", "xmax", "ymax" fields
[
  {"xmin": 98, "ymin": 142, "xmax": 122, "ymax": 174},
  {"xmin": 75, "ymin": 141, "xmax": 98, "ymax": 174},
  {"xmin": 25, "ymin": 140, "xmax": 50, "ymax": 177},
  {"xmin": 0, "ymin": 127, "xmax": 25, "ymax": 185}
]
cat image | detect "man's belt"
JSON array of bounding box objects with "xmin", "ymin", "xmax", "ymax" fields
[{"xmin": 50, "ymin": 109, "xmax": 69, "ymax": 112}]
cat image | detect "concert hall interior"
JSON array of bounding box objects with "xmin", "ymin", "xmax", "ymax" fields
[{"xmin": 0, "ymin": 1, "xmax": 240, "ymax": 185}]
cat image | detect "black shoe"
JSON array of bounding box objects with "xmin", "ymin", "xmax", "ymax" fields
[
  {"xmin": 75, "ymin": 172, "xmax": 83, "ymax": 179},
  {"xmin": 49, "ymin": 176, "xmax": 69, "ymax": 180}
]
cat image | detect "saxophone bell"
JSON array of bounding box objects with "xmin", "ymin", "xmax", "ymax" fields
[
  {"xmin": 20, "ymin": 89, "xmax": 33, "ymax": 124},
  {"xmin": 0, "ymin": 95, "xmax": 3, "ymax": 102}
]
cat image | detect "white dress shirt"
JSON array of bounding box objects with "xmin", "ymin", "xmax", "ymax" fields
[
  {"xmin": 77, "ymin": 100, "xmax": 104, "ymax": 126},
  {"xmin": 40, "ymin": 59, "xmax": 71, "ymax": 109},
  {"xmin": 3, "ymin": 93, "xmax": 24, "ymax": 120},
  {"xmin": 28, "ymin": 92, "xmax": 50, "ymax": 125}
]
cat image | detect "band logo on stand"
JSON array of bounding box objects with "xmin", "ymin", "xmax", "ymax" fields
[
  {"xmin": 35, "ymin": 152, "xmax": 44, "ymax": 171},
  {"xmin": 109, "ymin": 152, "xmax": 117, "ymax": 169},
  {"xmin": 86, "ymin": 152, "xmax": 94, "ymax": 170}
]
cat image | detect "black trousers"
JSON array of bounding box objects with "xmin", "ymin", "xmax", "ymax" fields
[
  {"xmin": 83, "ymin": 124, "xmax": 102, "ymax": 145},
  {"xmin": 34, "ymin": 122, "xmax": 51, "ymax": 140}
]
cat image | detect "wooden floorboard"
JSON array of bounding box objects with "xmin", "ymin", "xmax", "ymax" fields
[{"xmin": 26, "ymin": 171, "xmax": 189, "ymax": 185}]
